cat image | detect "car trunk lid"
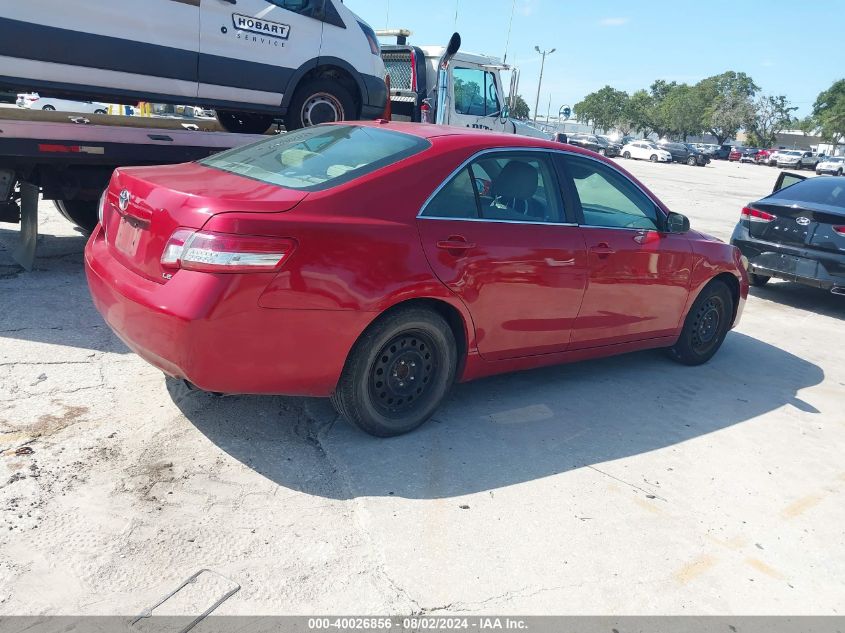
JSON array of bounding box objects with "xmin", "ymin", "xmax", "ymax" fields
[
  {"xmin": 102, "ymin": 163, "xmax": 307, "ymax": 283},
  {"xmin": 748, "ymin": 200, "xmax": 845, "ymax": 253}
]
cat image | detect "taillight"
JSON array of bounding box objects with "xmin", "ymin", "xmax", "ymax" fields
[
  {"xmin": 161, "ymin": 230, "xmax": 295, "ymax": 273},
  {"xmin": 833, "ymin": 226, "xmax": 845, "ymax": 236},
  {"xmin": 741, "ymin": 207, "xmax": 776, "ymax": 223}
]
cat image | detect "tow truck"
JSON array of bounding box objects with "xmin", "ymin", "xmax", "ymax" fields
[
  {"xmin": 378, "ymin": 30, "xmax": 548, "ymax": 139},
  {"xmin": 0, "ymin": 108, "xmax": 267, "ymax": 270}
]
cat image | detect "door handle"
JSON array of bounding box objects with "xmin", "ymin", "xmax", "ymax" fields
[
  {"xmin": 589, "ymin": 242, "xmax": 615, "ymax": 256},
  {"xmin": 219, "ymin": 0, "xmax": 237, "ymax": 4},
  {"xmin": 436, "ymin": 236, "xmax": 476, "ymax": 254}
]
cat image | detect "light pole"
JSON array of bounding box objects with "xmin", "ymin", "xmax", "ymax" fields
[{"xmin": 533, "ymin": 46, "xmax": 555, "ymax": 123}]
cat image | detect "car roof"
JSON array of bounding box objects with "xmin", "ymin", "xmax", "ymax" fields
[{"xmin": 341, "ymin": 120, "xmax": 572, "ymax": 151}]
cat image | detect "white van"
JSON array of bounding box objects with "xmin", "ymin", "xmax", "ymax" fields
[{"xmin": 0, "ymin": 0, "xmax": 387, "ymax": 133}]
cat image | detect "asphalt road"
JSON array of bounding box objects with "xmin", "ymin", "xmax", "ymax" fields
[{"xmin": 1, "ymin": 158, "xmax": 843, "ymax": 615}]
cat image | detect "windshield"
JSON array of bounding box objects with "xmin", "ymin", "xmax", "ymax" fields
[
  {"xmin": 200, "ymin": 125, "xmax": 431, "ymax": 191},
  {"xmin": 770, "ymin": 177, "xmax": 845, "ymax": 208},
  {"xmin": 784, "ymin": 150, "xmax": 802, "ymax": 156}
]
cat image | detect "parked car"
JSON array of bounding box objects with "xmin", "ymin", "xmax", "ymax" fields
[
  {"xmin": 800, "ymin": 151, "xmax": 823, "ymax": 170},
  {"xmin": 16, "ymin": 93, "xmax": 108, "ymax": 114},
  {"xmin": 731, "ymin": 172, "xmax": 845, "ymax": 293},
  {"xmin": 656, "ymin": 141, "xmax": 706, "ymax": 165},
  {"xmin": 620, "ymin": 140, "xmax": 673, "ymax": 162},
  {"xmin": 0, "ymin": 89, "xmax": 16, "ymax": 103},
  {"xmin": 552, "ymin": 132, "xmax": 568, "ymax": 144},
  {"xmin": 0, "ymin": 0, "xmax": 387, "ymax": 134},
  {"xmin": 713, "ymin": 144, "xmax": 732, "ymax": 160},
  {"xmin": 728, "ymin": 147, "xmax": 743, "ymax": 161},
  {"xmin": 817, "ymin": 156, "xmax": 845, "ymax": 176},
  {"xmin": 85, "ymin": 122, "xmax": 747, "ymax": 437},
  {"xmin": 567, "ymin": 133, "xmax": 621, "ymax": 157},
  {"xmin": 679, "ymin": 143, "xmax": 711, "ymax": 166},
  {"xmin": 776, "ymin": 150, "xmax": 805, "ymax": 169},
  {"xmin": 738, "ymin": 148, "xmax": 760, "ymax": 164},
  {"xmin": 754, "ymin": 149, "xmax": 776, "ymax": 165}
]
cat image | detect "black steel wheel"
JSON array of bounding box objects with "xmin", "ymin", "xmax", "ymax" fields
[
  {"xmin": 667, "ymin": 280, "xmax": 734, "ymax": 365},
  {"xmin": 332, "ymin": 307, "xmax": 457, "ymax": 437}
]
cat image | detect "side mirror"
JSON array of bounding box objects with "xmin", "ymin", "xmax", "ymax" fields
[
  {"xmin": 500, "ymin": 105, "xmax": 510, "ymax": 120},
  {"xmin": 665, "ymin": 211, "xmax": 690, "ymax": 233}
]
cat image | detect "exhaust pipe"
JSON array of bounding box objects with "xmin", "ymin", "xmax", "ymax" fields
[
  {"xmin": 831, "ymin": 287, "xmax": 845, "ymax": 296},
  {"xmin": 435, "ymin": 32, "xmax": 461, "ymax": 126}
]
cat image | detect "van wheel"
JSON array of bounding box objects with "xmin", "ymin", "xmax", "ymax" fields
[
  {"xmin": 54, "ymin": 199, "xmax": 98, "ymax": 233},
  {"xmin": 216, "ymin": 111, "xmax": 274, "ymax": 134},
  {"xmin": 331, "ymin": 307, "xmax": 457, "ymax": 437},
  {"xmin": 285, "ymin": 79, "xmax": 356, "ymax": 130},
  {"xmin": 666, "ymin": 280, "xmax": 733, "ymax": 366}
]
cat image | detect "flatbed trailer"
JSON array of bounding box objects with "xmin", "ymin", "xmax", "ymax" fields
[{"xmin": 0, "ymin": 109, "xmax": 270, "ymax": 270}]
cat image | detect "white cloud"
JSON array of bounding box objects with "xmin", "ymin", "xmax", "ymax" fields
[
  {"xmin": 516, "ymin": 0, "xmax": 537, "ymax": 16},
  {"xmin": 599, "ymin": 17, "xmax": 629, "ymax": 26}
]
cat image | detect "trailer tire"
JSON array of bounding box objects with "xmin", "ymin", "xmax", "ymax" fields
[
  {"xmin": 54, "ymin": 199, "xmax": 98, "ymax": 233},
  {"xmin": 216, "ymin": 111, "xmax": 275, "ymax": 134}
]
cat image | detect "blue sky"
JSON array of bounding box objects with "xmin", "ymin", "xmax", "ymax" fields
[{"xmin": 348, "ymin": 0, "xmax": 843, "ymax": 118}]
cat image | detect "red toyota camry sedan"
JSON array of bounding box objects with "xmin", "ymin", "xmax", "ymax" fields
[{"xmin": 85, "ymin": 122, "xmax": 748, "ymax": 437}]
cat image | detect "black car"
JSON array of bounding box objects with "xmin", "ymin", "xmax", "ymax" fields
[
  {"xmin": 567, "ymin": 133, "xmax": 621, "ymax": 157},
  {"xmin": 657, "ymin": 141, "xmax": 709, "ymax": 166},
  {"xmin": 731, "ymin": 172, "xmax": 845, "ymax": 294}
]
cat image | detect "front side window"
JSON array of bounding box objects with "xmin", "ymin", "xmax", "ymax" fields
[
  {"xmin": 200, "ymin": 125, "xmax": 430, "ymax": 192},
  {"xmin": 453, "ymin": 67, "xmax": 500, "ymax": 116},
  {"xmin": 564, "ymin": 156, "xmax": 660, "ymax": 230}
]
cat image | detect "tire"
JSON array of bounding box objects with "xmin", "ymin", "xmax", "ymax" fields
[
  {"xmin": 598, "ymin": 148, "xmax": 606, "ymax": 156},
  {"xmin": 54, "ymin": 199, "xmax": 98, "ymax": 233},
  {"xmin": 285, "ymin": 79, "xmax": 356, "ymax": 131},
  {"xmin": 817, "ymin": 171, "xmax": 822, "ymax": 176},
  {"xmin": 666, "ymin": 280, "xmax": 734, "ymax": 366},
  {"xmin": 331, "ymin": 307, "xmax": 457, "ymax": 437},
  {"xmin": 650, "ymin": 154, "xmax": 658, "ymax": 163},
  {"xmin": 838, "ymin": 169, "xmax": 843, "ymax": 177},
  {"xmin": 748, "ymin": 272, "xmax": 771, "ymax": 287},
  {"xmin": 215, "ymin": 110, "xmax": 274, "ymax": 134},
  {"xmin": 41, "ymin": 105, "xmax": 55, "ymax": 111},
  {"xmin": 94, "ymin": 109, "xmax": 107, "ymax": 115},
  {"xmin": 687, "ymin": 156, "xmax": 697, "ymax": 166},
  {"xmin": 622, "ymin": 151, "xmax": 631, "ymax": 159}
]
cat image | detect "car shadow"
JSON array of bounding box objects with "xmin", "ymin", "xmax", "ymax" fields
[
  {"xmin": 0, "ymin": 228, "xmax": 128, "ymax": 354},
  {"xmin": 173, "ymin": 332, "xmax": 824, "ymax": 500},
  {"xmin": 750, "ymin": 280, "xmax": 845, "ymax": 320}
]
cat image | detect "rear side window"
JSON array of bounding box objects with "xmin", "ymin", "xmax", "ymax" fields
[
  {"xmin": 770, "ymin": 178, "xmax": 845, "ymax": 209},
  {"xmin": 200, "ymin": 125, "xmax": 430, "ymax": 192},
  {"xmin": 421, "ymin": 168, "xmax": 479, "ymax": 219}
]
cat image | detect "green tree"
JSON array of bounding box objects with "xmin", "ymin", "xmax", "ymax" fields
[
  {"xmin": 795, "ymin": 115, "xmax": 817, "ymax": 138},
  {"xmin": 813, "ymin": 79, "xmax": 845, "ymax": 152},
  {"xmin": 697, "ymin": 71, "xmax": 759, "ymax": 144},
  {"xmin": 648, "ymin": 80, "xmax": 679, "ymax": 139},
  {"xmin": 746, "ymin": 95, "xmax": 797, "ymax": 147},
  {"xmin": 574, "ymin": 85, "xmax": 627, "ymax": 133},
  {"xmin": 659, "ymin": 83, "xmax": 706, "ymax": 140},
  {"xmin": 623, "ymin": 89, "xmax": 656, "ymax": 137},
  {"xmin": 510, "ymin": 94, "xmax": 530, "ymax": 120}
]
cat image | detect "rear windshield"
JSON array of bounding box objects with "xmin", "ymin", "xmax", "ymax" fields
[
  {"xmin": 770, "ymin": 177, "xmax": 845, "ymax": 209},
  {"xmin": 200, "ymin": 125, "xmax": 431, "ymax": 191}
]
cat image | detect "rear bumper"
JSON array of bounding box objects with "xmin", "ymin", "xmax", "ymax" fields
[
  {"xmin": 731, "ymin": 225, "xmax": 845, "ymax": 291},
  {"xmin": 84, "ymin": 226, "xmax": 373, "ymax": 396}
]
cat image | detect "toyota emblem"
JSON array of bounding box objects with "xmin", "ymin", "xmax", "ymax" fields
[
  {"xmin": 118, "ymin": 189, "xmax": 131, "ymax": 212},
  {"xmin": 796, "ymin": 216, "xmax": 810, "ymax": 226}
]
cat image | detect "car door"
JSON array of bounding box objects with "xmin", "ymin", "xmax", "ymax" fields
[
  {"xmin": 0, "ymin": 0, "xmax": 199, "ymax": 100},
  {"xmin": 417, "ymin": 150, "xmax": 588, "ymax": 360},
  {"xmin": 450, "ymin": 65, "xmax": 509, "ymax": 133},
  {"xmin": 632, "ymin": 142, "xmax": 649, "ymax": 160},
  {"xmin": 557, "ymin": 153, "xmax": 693, "ymax": 348},
  {"xmin": 198, "ymin": 0, "xmax": 323, "ymax": 107}
]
